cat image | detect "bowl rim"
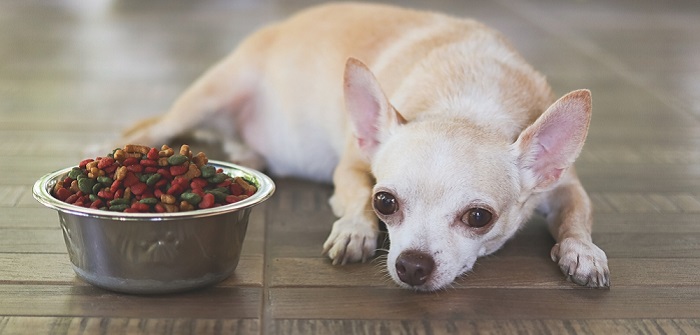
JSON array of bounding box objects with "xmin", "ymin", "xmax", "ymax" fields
[{"xmin": 32, "ymin": 159, "xmax": 275, "ymax": 221}]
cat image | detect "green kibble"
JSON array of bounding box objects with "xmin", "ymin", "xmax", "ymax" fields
[
  {"xmin": 206, "ymin": 190, "xmax": 228, "ymax": 203},
  {"xmin": 207, "ymin": 173, "xmax": 227, "ymax": 184},
  {"xmin": 78, "ymin": 178, "xmax": 96, "ymax": 193},
  {"xmin": 109, "ymin": 204, "xmax": 129, "ymax": 212},
  {"xmin": 68, "ymin": 167, "xmax": 84, "ymax": 179},
  {"xmin": 167, "ymin": 154, "xmax": 188, "ymax": 166},
  {"xmin": 91, "ymin": 182, "xmax": 102, "ymax": 194},
  {"xmin": 181, "ymin": 192, "xmax": 202, "ymax": 205},
  {"xmin": 139, "ymin": 197, "xmax": 158, "ymax": 205},
  {"xmin": 210, "ymin": 187, "xmax": 229, "ymax": 194},
  {"xmin": 97, "ymin": 176, "xmax": 113, "ymax": 186},
  {"xmin": 146, "ymin": 173, "xmax": 162, "ymax": 186},
  {"xmin": 89, "ymin": 194, "xmax": 99, "ymax": 202},
  {"xmin": 200, "ymin": 165, "xmax": 216, "ymax": 178},
  {"xmin": 109, "ymin": 198, "xmax": 130, "ymax": 207},
  {"xmin": 139, "ymin": 173, "xmax": 151, "ymax": 183}
]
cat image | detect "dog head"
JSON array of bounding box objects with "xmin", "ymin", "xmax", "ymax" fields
[{"xmin": 343, "ymin": 58, "xmax": 592, "ymax": 291}]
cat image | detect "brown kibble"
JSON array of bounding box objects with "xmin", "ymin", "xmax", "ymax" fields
[
  {"xmin": 158, "ymin": 157, "xmax": 169, "ymax": 166},
  {"xmin": 115, "ymin": 166, "xmax": 127, "ymax": 181},
  {"xmin": 179, "ymin": 201, "xmax": 194, "ymax": 211},
  {"xmin": 235, "ymin": 177, "xmax": 257, "ymax": 195},
  {"xmin": 159, "ymin": 145, "xmax": 174, "ymax": 157},
  {"xmin": 162, "ymin": 203, "xmax": 179, "ymax": 213},
  {"xmin": 113, "ymin": 149, "xmax": 126, "ymax": 161},
  {"xmin": 179, "ymin": 144, "xmax": 192, "ymax": 159},
  {"xmin": 124, "ymin": 144, "xmax": 150, "ymax": 155},
  {"xmin": 161, "ymin": 194, "xmax": 176, "ymax": 205},
  {"xmin": 86, "ymin": 161, "xmax": 99, "ymax": 171},
  {"xmin": 181, "ymin": 163, "xmax": 202, "ymax": 180},
  {"xmin": 192, "ymin": 152, "xmax": 208, "ymax": 167},
  {"xmin": 70, "ymin": 180, "xmax": 80, "ymax": 193}
]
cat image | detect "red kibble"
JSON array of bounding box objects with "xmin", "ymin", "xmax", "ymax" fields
[
  {"xmin": 79, "ymin": 159, "xmax": 94, "ymax": 168},
  {"xmin": 172, "ymin": 177, "xmax": 189, "ymax": 187},
  {"xmin": 122, "ymin": 157, "xmax": 139, "ymax": 166},
  {"xmin": 55, "ymin": 188, "xmax": 72, "ymax": 201},
  {"xmin": 199, "ymin": 193, "xmax": 215, "ymax": 209},
  {"xmin": 98, "ymin": 189, "xmax": 115, "ymax": 200},
  {"xmin": 126, "ymin": 164, "xmax": 144, "ymax": 173},
  {"xmin": 245, "ymin": 187, "xmax": 256, "ymax": 197},
  {"xmin": 170, "ymin": 163, "xmax": 189, "ymax": 176},
  {"xmin": 230, "ymin": 183, "xmax": 244, "ymax": 196},
  {"xmin": 217, "ymin": 179, "xmax": 232, "ymax": 188},
  {"xmin": 65, "ymin": 194, "xmax": 80, "ymax": 204},
  {"xmin": 154, "ymin": 179, "xmax": 168, "ymax": 188},
  {"xmin": 144, "ymin": 166, "xmax": 158, "ymax": 174},
  {"xmin": 114, "ymin": 188, "xmax": 124, "ymax": 199},
  {"xmin": 154, "ymin": 189, "xmax": 164, "ymax": 198},
  {"xmin": 166, "ymin": 183, "xmax": 184, "ymax": 196},
  {"xmin": 225, "ymin": 195, "xmax": 243, "ymax": 204},
  {"xmin": 110, "ymin": 180, "xmax": 122, "ymax": 193},
  {"xmin": 130, "ymin": 182, "xmax": 148, "ymax": 196},
  {"xmin": 97, "ymin": 157, "xmax": 115, "ymax": 169},
  {"xmin": 154, "ymin": 203, "xmax": 166, "ymax": 213},
  {"xmin": 103, "ymin": 164, "xmax": 118, "ymax": 174},
  {"xmin": 147, "ymin": 147, "xmax": 159, "ymax": 160},
  {"xmin": 123, "ymin": 172, "xmax": 139, "ymax": 187},
  {"xmin": 190, "ymin": 178, "xmax": 208, "ymax": 190},
  {"xmin": 140, "ymin": 159, "xmax": 157, "ymax": 167},
  {"xmin": 157, "ymin": 168, "xmax": 172, "ymax": 180},
  {"xmin": 90, "ymin": 199, "xmax": 104, "ymax": 209},
  {"xmin": 130, "ymin": 202, "xmax": 150, "ymax": 212}
]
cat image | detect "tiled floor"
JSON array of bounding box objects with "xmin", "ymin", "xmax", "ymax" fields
[{"xmin": 1, "ymin": 0, "xmax": 699, "ymax": 334}]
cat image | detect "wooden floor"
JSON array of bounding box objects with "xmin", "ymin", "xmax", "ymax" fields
[{"xmin": 2, "ymin": 0, "xmax": 700, "ymax": 334}]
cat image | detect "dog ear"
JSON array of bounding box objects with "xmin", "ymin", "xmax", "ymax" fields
[
  {"xmin": 514, "ymin": 89, "xmax": 592, "ymax": 192},
  {"xmin": 344, "ymin": 57, "xmax": 405, "ymax": 160}
]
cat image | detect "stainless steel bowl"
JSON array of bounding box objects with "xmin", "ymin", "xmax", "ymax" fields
[{"xmin": 33, "ymin": 160, "xmax": 274, "ymax": 294}]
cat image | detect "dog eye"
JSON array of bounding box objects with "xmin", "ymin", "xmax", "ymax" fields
[
  {"xmin": 462, "ymin": 208, "xmax": 493, "ymax": 228},
  {"xmin": 373, "ymin": 191, "xmax": 399, "ymax": 215}
]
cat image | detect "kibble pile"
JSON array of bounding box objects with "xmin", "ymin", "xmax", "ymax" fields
[{"xmin": 51, "ymin": 144, "xmax": 257, "ymax": 213}]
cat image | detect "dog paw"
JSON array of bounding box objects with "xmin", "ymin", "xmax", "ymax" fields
[
  {"xmin": 551, "ymin": 237, "xmax": 610, "ymax": 288},
  {"xmin": 322, "ymin": 215, "xmax": 378, "ymax": 265}
]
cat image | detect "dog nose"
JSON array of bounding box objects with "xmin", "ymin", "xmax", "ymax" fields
[{"xmin": 395, "ymin": 250, "xmax": 435, "ymax": 286}]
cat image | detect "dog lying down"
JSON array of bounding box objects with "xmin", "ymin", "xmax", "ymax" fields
[{"xmin": 119, "ymin": 2, "xmax": 609, "ymax": 291}]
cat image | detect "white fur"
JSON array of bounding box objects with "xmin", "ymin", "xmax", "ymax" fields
[{"xmin": 119, "ymin": 3, "xmax": 609, "ymax": 290}]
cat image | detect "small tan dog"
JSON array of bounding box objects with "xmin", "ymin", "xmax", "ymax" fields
[{"xmin": 120, "ymin": 3, "xmax": 609, "ymax": 290}]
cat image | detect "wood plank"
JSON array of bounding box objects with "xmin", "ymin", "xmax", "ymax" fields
[
  {"xmin": 0, "ymin": 285, "xmax": 261, "ymax": 319},
  {"xmin": 269, "ymin": 319, "xmax": 700, "ymax": 335},
  {"xmin": 268, "ymin": 257, "xmax": 700, "ymax": 289},
  {"xmin": 0, "ymin": 253, "xmax": 263, "ymax": 287},
  {"xmin": 1, "ymin": 208, "xmax": 59, "ymax": 228},
  {"xmin": 0, "ymin": 316, "xmax": 259, "ymax": 335},
  {"xmin": 268, "ymin": 287, "xmax": 700, "ymax": 320}
]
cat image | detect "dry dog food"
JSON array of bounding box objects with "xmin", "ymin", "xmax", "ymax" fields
[{"xmin": 52, "ymin": 144, "xmax": 258, "ymax": 213}]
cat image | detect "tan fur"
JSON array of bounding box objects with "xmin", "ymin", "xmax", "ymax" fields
[{"xmin": 117, "ymin": 3, "xmax": 609, "ymax": 290}]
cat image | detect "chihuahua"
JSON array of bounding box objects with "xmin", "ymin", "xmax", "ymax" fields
[{"xmin": 119, "ymin": 3, "xmax": 609, "ymax": 290}]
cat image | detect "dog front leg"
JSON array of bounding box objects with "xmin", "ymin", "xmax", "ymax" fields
[
  {"xmin": 543, "ymin": 170, "xmax": 610, "ymax": 288},
  {"xmin": 323, "ymin": 146, "xmax": 378, "ymax": 265}
]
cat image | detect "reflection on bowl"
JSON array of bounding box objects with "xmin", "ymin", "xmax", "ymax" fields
[{"xmin": 33, "ymin": 160, "xmax": 274, "ymax": 294}]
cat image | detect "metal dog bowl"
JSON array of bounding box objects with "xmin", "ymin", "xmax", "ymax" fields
[{"xmin": 33, "ymin": 160, "xmax": 274, "ymax": 294}]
